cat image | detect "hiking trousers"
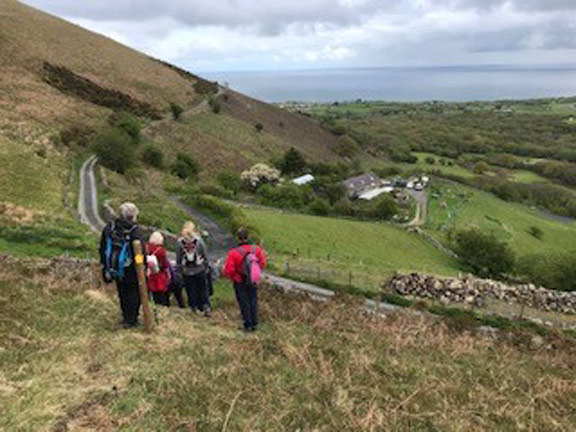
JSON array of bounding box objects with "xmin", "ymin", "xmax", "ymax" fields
[
  {"xmin": 151, "ymin": 291, "xmax": 170, "ymax": 307},
  {"xmin": 183, "ymin": 272, "xmax": 210, "ymax": 312},
  {"xmin": 234, "ymin": 282, "xmax": 258, "ymax": 330},
  {"xmin": 116, "ymin": 269, "xmax": 140, "ymax": 326},
  {"xmin": 168, "ymin": 280, "xmax": 186, "ymax": 308}
]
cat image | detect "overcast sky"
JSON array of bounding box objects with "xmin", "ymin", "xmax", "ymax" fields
[{"xmin": 24, "ymin": 0, "xmax": 576, "ymax": 72}]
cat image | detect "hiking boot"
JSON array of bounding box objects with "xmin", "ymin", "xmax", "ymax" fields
[{"xmin": 204, "ymin": 308, "xmax": 212, "ymax": 318}]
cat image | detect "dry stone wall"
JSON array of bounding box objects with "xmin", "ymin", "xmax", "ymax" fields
[{"xmin": 386, "ymin": 273, "xmax": 576, "ymax": 315}]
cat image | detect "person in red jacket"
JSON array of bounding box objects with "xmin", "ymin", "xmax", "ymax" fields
[
  {"xmin": 146, "ymin": 231, "xmax": 170, "ymax": 307},
  {"xmin": 224, "ymin": 228, "xmax": 267, "ymax": 332}
]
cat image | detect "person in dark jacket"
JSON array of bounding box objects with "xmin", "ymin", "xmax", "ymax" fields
[
  {"xmin": 177, "ymin": 221, "xmax": 211, "ymax": 317},
  {"xmin": 167, "ymin": 259, "xmax": 186, "ymax": 308},
  {"xmin": 223, "ymin": 228, "xmax": 267, "ymax": 332},
  {"xmin": 99, "ymin": 202, "xmax": 144, "ymax": 329}
]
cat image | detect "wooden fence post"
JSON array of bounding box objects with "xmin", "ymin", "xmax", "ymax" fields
[{"xmin": 133, "ymin": 240, "xmax": 154, "ymax": 333}]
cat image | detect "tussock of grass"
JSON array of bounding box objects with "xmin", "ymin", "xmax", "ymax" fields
[{"xmin": 1, "ymin": 255, "xmax": 575, "ymax": 430}]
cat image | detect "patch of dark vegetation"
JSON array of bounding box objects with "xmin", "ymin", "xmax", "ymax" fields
[
  {"xmin": 42, "ymin": 62, "xmax": 161, "ymax": 119},
  {"xmin": 193, "ymin": 78, "xmax": 219, "ymax": 96},
  {"xmin": 154, "ymin": 58, "xmax": 197, "ymax": 81},
  {"xmin": 59, "ymin": 124, "xmax": 95, "ymax": 148},
  {"xmin": 155, "ymin": 57, "xmax": 218, "ymax": 95}
]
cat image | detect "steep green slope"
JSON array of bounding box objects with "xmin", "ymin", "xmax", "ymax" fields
[{"xmin": 2, "ymin": 257, "xmax": 574, "ymax": 431}]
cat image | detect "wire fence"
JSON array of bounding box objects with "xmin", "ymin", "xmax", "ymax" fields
[{"xmin": 279, "ymin": 259, "xmax": 386, "ymax": 293}]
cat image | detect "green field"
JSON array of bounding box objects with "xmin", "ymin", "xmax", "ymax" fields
[
  {"xmin": 426, "ymin": 181, "xmax": 576, "ymax": 257},
  {"xmin": 244, "ymin": 208, "xmax": 461, "ymax": 292},
  {"xmin": 0, "ymin": 137, "xmax": 96, "ymax": 257}
]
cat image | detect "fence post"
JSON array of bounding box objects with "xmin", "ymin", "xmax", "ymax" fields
[{"xmin": 133, "ymin": 240, "xmax": 154, "ymax": 333}]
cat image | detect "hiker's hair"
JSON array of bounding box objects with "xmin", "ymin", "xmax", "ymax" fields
[
  {"xmin": 237, "ymin": 227, "xmax": 249, "ymax": 243},
  {"xmin": 149, "ymin": 231, "xmax": 164, "ymax": 246},
  {"xmin": 120, "ymin": 202, "xmax": 139, "ymax": 222},
  {"xmin": 181, "ymin": 221, "xmax": 197, "ymax": 239}
]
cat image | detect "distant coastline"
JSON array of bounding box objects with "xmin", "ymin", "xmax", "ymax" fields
[{"xmin": 202, "ymin": 65, "xmax": 576, "ymax": 104}]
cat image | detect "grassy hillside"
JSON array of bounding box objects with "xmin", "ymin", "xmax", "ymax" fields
[
  {"xmin": 426, "ymin": 181, "xmax": 576, "ymax": 257},
  {"xmin": 243, "ymin": 208, "xmax": 461, "ymax": 292},
  {"xmin": 2, "ymin": 256, "xmax": 575, "ymax": 431}
]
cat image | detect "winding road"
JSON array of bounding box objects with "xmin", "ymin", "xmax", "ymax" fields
[{"xmin": 78, "ymin": 155, "xmax": 106, "ymax": 232}]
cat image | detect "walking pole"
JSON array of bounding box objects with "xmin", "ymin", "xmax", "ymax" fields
[{"xmin": 133, "ymin": 240, "xmax": 154, "ymax": 333}]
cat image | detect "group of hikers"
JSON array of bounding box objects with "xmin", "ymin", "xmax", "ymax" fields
[{"xmin": 99, "ymin": 202, "xmax": 267, "ymax": 332}]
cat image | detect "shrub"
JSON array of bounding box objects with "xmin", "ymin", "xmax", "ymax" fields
[
  {"xmin": 454, "ymin": 228, "xmax": 515, "ymax": 278},
  {"xmin": 309, "ymin": 198, "xmax": 331, "ymax": 216},
  {"xmin": 241, "ymin": 164, "xmax": 281, "ymax": 189},
  {"xmin": 185, "ymin": 194, "xmax": 260, "ymax": 239},
  {"xmin": 517, "ymin": 252, "xmax": 576, "ymax": 292},
  {"xmin": 374, "ymin": 195, "xmax": 399, "ymax": 221},
  {"xmin": 209, "ymin": 97, "xmax": 221, "ymax": 114},
  {"xmin": 255, "ymin": 123, "xmax": 264, "ymax": 133},
  {"xmin": 93, "ymin": 127, "xmax": 136, "ymax": 174},
  {"xmin": 196, "ymin": 183, "xmax": 233, "ymax": 199},
  {"xmin": 141, "ymin": 145, "xmax": 165, "ymax": 169},
  {"xmin": 217, "ymin": 171, "xmax": 243, "ymax": 195},
  {"xmin": 171, "ymin": 153, "xmax": 201, "ymax": 180},
  {"xmin": 280, "ymin": 148, "xmax": 307, "ymax": 176},
  {"xmin": 170, "ymin": 103, "xmax": 184, "ymax": 120},
  {"xmin": 258, "ymin": 183, "xmax": 312, "ymax": 210},
  {"xmin": 425, "ymin": 156, "xmax": 436, "ymax": 165},
  {"xmin": 110, "ymin": 112, "xmax": 141, "ymax": 143},
  {"xmin": 335, "ymin": 136, "xmax": 360, "ymax": 158},
  {"xmin": 528, "ymin": 226, "xmax": 544, "ymax": 240},
  {"xmin": 473, "ymin": 161, "xmax": 490, "ymax": 175}
]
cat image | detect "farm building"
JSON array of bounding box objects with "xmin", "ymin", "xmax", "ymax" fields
[
  {"xmin": 292, "ymin": 174, "xmax": 315, "ymax": 186},
  {"xmin": 342, "ymin": 172, "xmax": 383, "ymax": 199}
]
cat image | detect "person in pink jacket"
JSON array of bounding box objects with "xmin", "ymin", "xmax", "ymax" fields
[{"xmin": 224, "ymin": 228, "xmax": 267, "ymax": 332}]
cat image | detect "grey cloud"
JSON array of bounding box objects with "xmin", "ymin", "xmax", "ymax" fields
[{"xmin": 23, "ymin": 0, "xmax": 393, "ymax": 33}]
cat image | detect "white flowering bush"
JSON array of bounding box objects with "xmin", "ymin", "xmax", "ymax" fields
[{"xmin": 241, "ymin": 163, "xmax": 281, "ymax": 189}]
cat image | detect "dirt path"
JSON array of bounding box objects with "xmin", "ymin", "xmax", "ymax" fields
[{"xmin": 406, "ymin": 190, "xmax": 428, "ymax": 227}]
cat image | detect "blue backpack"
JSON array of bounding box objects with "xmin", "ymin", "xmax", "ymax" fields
[{"xmin": 104, "ymin": 222, "xmax": 136, "ymax": 280}]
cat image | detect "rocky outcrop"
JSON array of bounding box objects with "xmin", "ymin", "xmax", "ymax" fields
[{"xmin": 386, "ymin": 273, "xmax": 576, "ymax": 315}]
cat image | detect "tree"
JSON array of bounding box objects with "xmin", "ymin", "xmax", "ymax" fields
[
  {"xmin": 171, "ymin": 153, "xmax": 201, "ymax": 180},
  {"xmin": 454, "ymin": 228, "xmax": 515, "ymax": 278},
  {"xmin": 93, "ymin": 128, "xmax": 136, "ymax": 174},
  {"xmin": 241, "ymin": 164, "xmax": 281, "ymax": 189},
  {"xmin": 280, "ymin": 148, "xmax": 307, "ymax": 176},
  {"xmin": 528, "ymin": 226, "xmax": 544, "ymax": 240},
  {"xmin": 374, "ymin": 195, "xmax": 399, "ymax": 221},
  {"xmin": 170, "ymin": 103, "xmax": 184, "ymax": 121},
  {"xmin": 517, "ymin": 252, "xmax": 576, "ymax": 292},
  {"xmin": 111, "ymin": 112, "xmax": 141, "ymax": 143},
  {"xmin": 473, "ymin": 161, "xmax": 490, "ymax": 175},
  {"xmin": 217, "ymin": 171, "xmax": 243, "ymax": 195},
  {"xmin": 141, "ymin": 145, "xmax": 165, "ymax": 169}
]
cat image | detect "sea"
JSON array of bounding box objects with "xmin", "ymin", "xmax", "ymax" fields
[{"xmin": 202, "ymin": 65, "xmax": 576, "ymax": 104}]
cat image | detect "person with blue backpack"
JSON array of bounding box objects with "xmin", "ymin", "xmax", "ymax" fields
[
  {"xmin": 99, "ymin": 202, "xmax": 144, "ymax": 329},
  {"xmin": 223, "ymin": 228, "xmax": 267, "ymax": 332}
]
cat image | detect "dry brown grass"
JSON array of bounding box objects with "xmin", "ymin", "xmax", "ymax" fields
[{"xmin": 1, "ymin": 255, "xmax": 575, "ymax": 431}]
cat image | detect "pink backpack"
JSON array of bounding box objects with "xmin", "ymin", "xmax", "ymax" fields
[{"xmin": 239, "ymin": 246, "xmax": 262, "ymax": 285}]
